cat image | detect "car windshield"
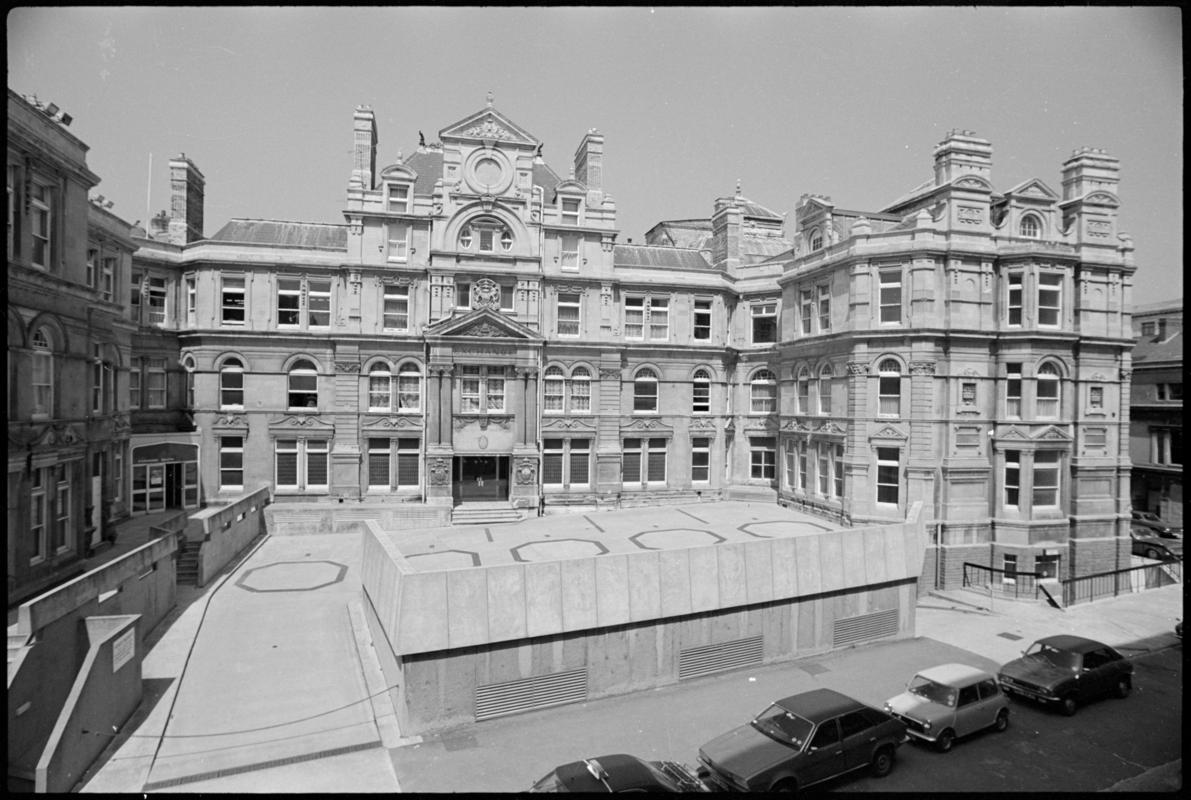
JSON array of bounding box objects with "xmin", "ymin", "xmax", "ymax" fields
[
  {"xmin": 908, "ymin": 675, "xmax": 957, "ymax": 707},
  {"xmin": 640, "ymin": 761, "xmax": 687, "ymax": 792},
  {"xmin": 528, "ymin": 770, "xmax": 566, "ymax": 792},
  {"xmin": 1135, "ymin": 511, "xmax": 1160, "ymax": 522},
  {"xmin": 752, "ymin": 704, "xmax": 815, "ymax": 749},
  {"xmin": 1024, "ymin": 642, "xmax": 1080, "ymax": 670}
]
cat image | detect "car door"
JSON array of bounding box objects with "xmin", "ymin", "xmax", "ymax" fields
[
  {"xmin": 800, "ymin": 718, "xmax": 847, "ymax": 786},
  {"xmin": 952, "ymin": 683, "xmax": 984, "ymax": 737},
  {"xmin": 1081, "ymin": 648, "xmax": 1116, "ymax": 698},
  {"xmin": 976, "ymin": 678, "xmax": 1003, "ymax": 728},
  {"xmin": 838, "ymin": 710, "xmax": 877, "ymax": 772}
]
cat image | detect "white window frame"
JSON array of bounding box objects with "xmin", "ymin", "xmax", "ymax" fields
[
  {"xmin": 220, "ymin": 358, "xmax": 245, "ymax": 410},
  {"xmin": 542, "ymin": 437, "xmax": 591, "ymax": 488},
  {"xmin": 275, "ymin": 438, "xmax": 329, "ymax": 492},
  {"xmin": 557, "ymin": 292, "xmax": 581, "ymax": 337},
  {"xmin": 31, "ymin": 180, "xmax": 53, "ymax": 270},
  {"xmin": 833, "ymin": 443, "xmax": 844, "ymax": 497},
  {"xmin": 1036, "ymin": 362, "xmax": 1061, "ymax": 419},
  {"xmin": 569, "ymin": 367, "xmax": 591, "ymax": 414},
  {"xmin": 32, "ymin": 328, "xmax": 53, "ymax": 418},
  {"xmin": 386, "ymin": 182, "xmax": 411, "ymax": 213},
  {"xmin": 87, "ymin": 247, "xmax": 98, "ymax": 289},
  {"xmin": 750, "ymin": 436, "xmax": 777, "ymax": 480},
  {"xmin": 1006, "ymin": 363, "xmax": 1023, "ymax": 418},
  {"xmin": 624, "ymin": 295, "xmax": 669, "ymax": 341},
  {"xmin": 817, "ymin": 442, "xmax": 831, "ymax": 495},
  {"xmin": 691, "ymin": 436, "xmax": 711, "ymax": 482},
  {"xmin": 51, "ymin": 463, "xmax": 72, "ymax": 554},
  {"xmin": 367, "ymin": 436, "xmax": 420, "ymax": 491},
  {"xmin": 129, "ymin": 361, "xmax": 141, "ymax": 410},
  {"xmin": 878, "ymin": 360, "xmax": 901, "ymax": 417},
  {"xmin": 800, "ymin": 289, "xmax": 813, "ymax": 334},
  {"xmin": 693, "ymin": 298, "xmax": 712, "ymax": 341},
  {"xmin": 287, "ymin": 360, "xmax": 319, "ymax": 410},
  {"xmin": 221, "ymin": 274, "xmax": 246, "ymax": 326},
  {"xmin": 817, "ymin": 285, "xmax": 831, "ymax": 332},
  {"xmin": 560, "ymin": 196, "xmax": 581, "ymax": 226},
  {"xmin": 1020, "ymin": 214, "xmax": 1041, "ymax": 239},
  {"xmin": 30, "ymin": 467, "xmax": 47, "ymax": 563},
  {"xmin": 879, "ymin": 268, "xmax": 902, "ymax": 325},
  {"xmin": 752, "ymin": 301, "xmax": 778, "ymax": 344},
  {"xmin": 145, "ymin": 358, "xmax": 167, "ymax": 408},
  {"xmin": 692, "ymin": 368, "xmax": 711, "ymax": 414},
  {"xmin": 560, "ymin": 234, "xmax": 580, "ymax": 271},
  {"xmin": 219, "ymin": 436, "xmax": 244, "ymax": 491},
  {"xmin": 458, "ymin": 365, "xmax": 506, "ymax": 414},
  {"xmin": 368, "ymin": 364, "xmax": 393, "ymax": 411},
  {"xmin": 818, "ymin": 365, "xmax": 833, "ymax": 415},
  {"xmin": 876, "ymin": 446, "xmax": 900, "ymax": 506},
  {"xmin": 397, "ymin": 363, "xmax": 422, "ymax": 412},
  {"xmin": 750, "ymin": 369, "xmax": 776, "ymax": 414},
  {"xmin": 1004, "ymin": 450, "xmax": 1020, "ymax": 509},
  {"xmin": 1031, "ymin": 450, "xmax": 1061, "ymax": 507},
  {"xmin": 184, "ymin": 274, "xmax": 196, "ymax": 324},
  {"xmin": 796, "ymin": 368, "xmax": 811, "ymax": 415},
  {"xmin": 382, "ymin": 284, "xmax": 410, "ymax": 331},
  {"xmin": 633, "ymin": 368, "xmax": 659, "ymax": 413},
  {"xmin": 622, "ymin": 437, "xmax": 667, "ymax": 486},
  {"xmin": 543, "ymin": 366, "xmax": 565, "ymax": 413},
  {"xmin": 101, "ymin": 255, "xmax": 116, "ymax": 302},
  {"xmin": 387, "ymin": 222, "xmax": 410, "ymax": 262},
  {"xmin": 1037, "ymin": 273, "xmax": 1062, "ymax": 328}
]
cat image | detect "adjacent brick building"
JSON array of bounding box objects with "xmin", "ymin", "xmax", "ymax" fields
[{"xmin": 1128, "ymin": 299, "xmax": 1183, "ymax": 524}]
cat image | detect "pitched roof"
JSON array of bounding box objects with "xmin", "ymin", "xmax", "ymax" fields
[
  {"xmin": 401, "ymin": 150, "xmax": 444, "ymax": 196},
  {"xmin": 613, "ymin": 243, "xmax": 713, "ymax": 270},
  {"xmin": 1132, "ymin": 330, "xmax": 1183, "ymax": 364},
  {"xmin": 738, "ymin": 198, "xmax": 783, "ymax": 221},
  {"xmin": 208, "ymin": 219, "xmax": 347, "ymax": 249}
]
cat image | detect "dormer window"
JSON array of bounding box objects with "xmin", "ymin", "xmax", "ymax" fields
[
  {"xmin": 809, "ymin": 228, "xmax": 823, "ymax": 252},
  {"xmin": 387, "ymin": 183, "xmax": 410, "ymax": 213},
  {"xmin": 1020, "ymin": 214, "xmax": 1041, "ymax": 239},
  {"xmin": 561, "ymin": 197, "xmax": 581, "ymax": 226}
]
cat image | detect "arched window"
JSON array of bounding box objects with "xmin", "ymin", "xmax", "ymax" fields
[
  {"xmin": 368, "ymin": 363, "xmax": 392, "ymax": 411},
  {"xmin": 570, "ymin": 366, "xmax": 591, "ymax": 413},
  {"xmin": 796, "ymin": 367, "xmax": 811, "ymax": 414},
  {"xmin": 634, "ymin": 368, "xmax": 659, "ymax": 413},
  {"xmin": 181, "ymin": 355, "xmax": 196, "ymax": 410},
  {"xmin": 1036, "ymin": 362, "xmax": 1061, "ymax": 419},
  {"xmin": 31, "ymin": 328, "xmax": 54, "ymax": 417},
  {"xmin": 878, "ymin": 359, "xmax": 901, "ymax": 417},
  {"xmin": 397, "ymin": 362, "xmax": 422, "ymax": 412},
  {"xmin": 544, "ymin": 365, "xmax": 565, "ymax": 413},
  {"xmin": 1020, "ymin": 215, "xmax": 1041, "ymax": 239},
  {"xmin": 809, "ymin": 228, "xmax": 823, "ymax": 252},
  {"xmin": 220, "ymin": 358, "xmax": 244, "ymax": 409},
  {"xmin": 459, "ymin": 217, "xmax": 513, "ymax": 253},
  {"xmin": 818, "ymin": 364, "xmax": 833, "ymax": 415},
  {"xmin": 751, "ymin": 369, "xmax": 777, "ymax": 413},
  {"xmin": 692, "ymin": 368, "xmax": 711, "ymax": 414},
  {"xmin": 288, "ymin": 359, "xmax": 318, "ymax": 410}
]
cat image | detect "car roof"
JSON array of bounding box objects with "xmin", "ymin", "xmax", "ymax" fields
[
  {"xmin": 1036, "ymin": 634, "xmax": 1108, "ymax": 653},
  {"xmin": 554, "ymin": 754, "xmax": 657, "ymax": 792},
  {"xmin": 776, "ymin": 688, "xmax": 866, "ymax": 722},
  {"xmin": 915, "ymin": 663, "xmax": 994, "ymax": 685}
]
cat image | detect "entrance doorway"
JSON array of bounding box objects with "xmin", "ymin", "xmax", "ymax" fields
[
  {"xmin": 131, "ymin": 461, "xmax": 198, "ymax": 513},
  {"xmin": 454, "ymin": 456, "xmax": 509, "ymax": 503}
]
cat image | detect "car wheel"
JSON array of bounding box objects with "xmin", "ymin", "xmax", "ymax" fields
[
  {"xmin": 771, "ymin": 778, "xmax": 798, "ymax": 793},
  {"xmin": 935, "ymin": 729, "xmax": 955, "ymax": 753},
  {"xmin": 1115, "ymin": 677, "xmax": 1131, "ymax": 699},
  {"xmin": 994, "ymin": 708, "xmax": 1010, "ymax": 732},
  {"xmin": 871, "ymin": 746, "xmax": 895, "ymax": 777},
  {"xmin": 1146, "ymin": 548, "xmax": 1160, "ymax": 560},
  {"xmin": 1060, "ymin": 695, "xmax": 1078, "ymax": 716}
]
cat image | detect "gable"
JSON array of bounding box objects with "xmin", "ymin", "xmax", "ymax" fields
[
  {"xmin": 425, "ymin": 307, "xmax": 542, "ymax": 340},
  {"xmin": 440, "ymin": 107, "xmax": 538, "ymax": 148}
]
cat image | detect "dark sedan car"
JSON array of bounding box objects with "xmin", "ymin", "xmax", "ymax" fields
[
  {"xmin": 1131, "ymin": 526, "xmax": 1183, "ymax": 561},
  {"xmin": 1130, "ymin": 510, "xmax": 1182, "ymax": 538},
  {"xmin": 997, "ymin": 635, "xmax": 1133, "ymax": 716},
  {"xmin": 697, "ymin": 688, "xmax": 907, "ymax": 793},
  {"xmin": 529, "ymin": 754, "xmax": 708, "ymax": 793}
]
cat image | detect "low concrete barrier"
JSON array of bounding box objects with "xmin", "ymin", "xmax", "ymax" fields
[
  {"xmin": 34, "ymin": 615, "xmax": 142, "ymax": 794},
  {"xmin": 186, "ymin": 486, "xmax": 271, "ymax": 586}
]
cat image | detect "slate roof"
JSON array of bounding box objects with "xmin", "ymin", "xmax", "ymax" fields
[
  {"xmin": 613, "ymin": 243, "xmax": 713, "ymax": 270},
  {"xmin": 400, "ymin": 148, "xmax": 563, "ymax": 199},
  {"xmin": 208, "ymin": 219, "xmax": 348, "ymax": 250},
  {"xmin": 738, "ymin": 198, "xmax": 784, "ymax": 221},
  {"xmin": 1132, "ymin": 330, "xmax": 1183, "ymax": 364}
]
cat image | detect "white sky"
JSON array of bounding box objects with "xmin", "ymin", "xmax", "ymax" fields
[{"xmin": 7, "ymin": 6, "xmax": 1183, "ymax": 305}]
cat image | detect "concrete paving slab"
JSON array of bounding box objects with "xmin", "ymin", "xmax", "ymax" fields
[{"xmin": 149, "ymin": 743, "xmax": 400, "ymax": 793}]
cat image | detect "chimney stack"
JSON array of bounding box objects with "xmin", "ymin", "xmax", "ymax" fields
[
  {"xmin": 574, "ymin": 128, "xmax": 604, "ymax": 207},
  {"xmin": 352, "ymin": 105, "xmax": 378, "ymax": 189},
  {"xmin": 933, "ymin": 129, "xmax": 993, "ymax": 186},
  {"xmin": 167, "ymin": 154, "xmax": 205, "ymax": 245},
  {"xmin": 1060, "ymin": 146, "xmax": 1120, "ymax": 202}
]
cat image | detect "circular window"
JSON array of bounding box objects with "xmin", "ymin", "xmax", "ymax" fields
[{"xmin": 474, "ymin": 158, "xmax": 502, "ymax": 189}]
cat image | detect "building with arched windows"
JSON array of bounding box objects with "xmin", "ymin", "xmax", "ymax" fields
[{"xmin": 10, "ymin": 92, "xmax": 1141, "ymax": 598}]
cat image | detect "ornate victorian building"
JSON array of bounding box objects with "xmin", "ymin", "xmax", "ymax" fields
[{"xmin": 11, "ymin": 93, "xmax": 1140, "ymax": 595}]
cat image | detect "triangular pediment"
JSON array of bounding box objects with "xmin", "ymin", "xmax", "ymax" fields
[
  {"xmin": 870, "ymin": 424, "xmax": 908, "ymax": 441},
  {"xmin": 426, "ymin": 307, "xmax": 542, "ymax": 341},
  {"xmin": 951, "ymin": 175, "xmax": 994, "ymax": 193},
  {"xmin": 1032, "ymin": 425, "xmax": 1073, "ymax": 442},
  {"xmin": 997, "ymin": 427, "xmax": 1028, "ymax": 440},
  {"xmin": 440, "ymin": 106, "xmax": 538, "ymax": 147},
  {"xmin": 1004, "ymin": 177, "xmax": 1059, "ymax": 201}
]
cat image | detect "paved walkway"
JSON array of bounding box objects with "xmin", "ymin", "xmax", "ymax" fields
[{"xmin": 74, "ymin": 513, "xmax": 1182, "ymax": 793}]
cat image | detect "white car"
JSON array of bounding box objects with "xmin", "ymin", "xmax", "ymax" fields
[{"xmin": 884, "ymin": 663, "xmax": 1009, "ymax": 752}]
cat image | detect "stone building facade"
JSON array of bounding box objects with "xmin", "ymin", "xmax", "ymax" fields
[
  {"xmin": 1128, "ymin": 299, "xmax": 1183, "ymax": 523},
  {"xmin": 7, "ymin": 89, "xmax": 138, "ymax": 603},
  {"xmin": 11, "ymin": 93, "xmax": 1140, "ymax": 594}
]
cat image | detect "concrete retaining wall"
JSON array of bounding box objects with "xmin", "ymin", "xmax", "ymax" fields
[
  {"xmin": 35, "ymin": 615, "xmax": 142, "ymax": 793},
  {"xmin": 268, "ymin": 503, "xmax": 449, "ymax": 536},
  {"xmin": 187, "ymin": 486, "xmax": 270, "ymax": 586}
]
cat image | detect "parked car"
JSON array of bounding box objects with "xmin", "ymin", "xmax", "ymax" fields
[
  {"xmin": 697, "ymin": 688, "xmax": 907, "ymax": 793},
  {"xmin": 529, "ymin": 754, "xmax": 708, "ymax": 793},
  {"xmin": 883, "ymin": 663, "xmax": 1010, "ymax": 752},
  {"xmin": 1131, "ymin": 526, "xmax": 1183, "ymax": 561},
  {"xmin": 1130, "ymin": 510, "xmax": 1183, "ymax": 538},
  {"xmin": 997, "ymin": 635, "xmax": 1133, "ymax": 716}
]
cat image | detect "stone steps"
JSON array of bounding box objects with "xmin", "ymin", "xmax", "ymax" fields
[
  {"xmin": 176, "ymin": 541, "xmax": 200, "ymax": 586},
  {"xmin": 451, "ymin": 503, "xmax": 525, "ymax": 525}
]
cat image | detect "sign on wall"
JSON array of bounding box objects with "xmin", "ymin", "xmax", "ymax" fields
[{"xmin": 112, "ymin": 629, "xmax": 135, "ymax": 673}]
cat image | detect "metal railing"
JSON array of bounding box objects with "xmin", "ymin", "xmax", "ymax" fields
[
  {"xmin": 962, "ymin": 562, "xmax": 1043, "ymax": 600},
  {"xmin": 1053, "ymin": 559, "xmax": 1182, "ymax": 607}
]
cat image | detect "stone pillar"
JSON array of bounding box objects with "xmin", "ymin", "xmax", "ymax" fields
[
  {"xmin": 523, "ymin": 369, "xmax": 539, "ymax": 444},
  {"xmin": 331, "ymin": 356, "xmax": 362, "ymax": 500},
  {"xmin": 907, "ymin": 360, "xmax": 938, "ymax": 514},
  {"xmin": 439, "ymin": 367, "xmax": 453, "ymax": 448},
  {"xmin": 516, "ymin": 371, "xmax": 528, "ymax": 444},
  {"xmin": 843, "ymin": 361, "xmax": 869, "ymax": 520}
]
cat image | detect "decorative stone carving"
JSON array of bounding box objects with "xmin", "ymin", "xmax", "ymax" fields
[
  {"xmin": 622, "ymin": 418, "xmax": 672, "ymax": 431},
  {"xmin": 1118, "ymin": 368, "xmax": 1131, "ymax": 381},
  {"xmin": 689, "ymin": 417, "xmax": 717, "ymax": 430},
  {"xmin": 542, "ymin": 417, "xmax": 597, "ymax": 430},
  {"xmin": 871, "ymin": 425, "xmax": 907, "ymax": 440},
  {"xmin": 515, "ymin": 457, "xmax": 537, "ymax": 485},
  {"xmin": 1087, "ymin": 220, "xmax": 1111, "ymax": 238},
  {"xmin": 213, "ymin": 413, "xmax": 248, "ymax": 428},
  {"xmin": 909, "ymin": 361, "xmax": 937, "ymax": 376},
  {"xmin": 463, "ymin": 118, "xmax": 514, "ymax": 140},
  {"xmin": 471, "ymin": 277, "xmax": 501, "ymax": 310},
  {"xmin": 818, "ymin": 422, "xmax": 847, "ymax": 435},
  {"xmin": 334, "ymin": 361, "xmax": 360, "ymax": 373},
  {"xmin": 362, "ymin": 415, "xmax": 423, "ymax": 430},
  {"xmin": 957, "ymin": 206, "xmax": 983, "ymax": 224},
  {"xmin": 460, "ymin": 322, "xmax": 505, "ymax": 337},
  {"xmin": 428, "ymin": 458, "xmax": 451, "ymax": 486},
  {"xmin": 599, "ymin": 368, "xmax": 621, "ymax": 380},
  {"xmin": 453, "ymin": 415, "xmax": 513, "ymax": 431},
  {"xmin": 846, "ymin": 362, "xmax": 868, "ymax": 376}
]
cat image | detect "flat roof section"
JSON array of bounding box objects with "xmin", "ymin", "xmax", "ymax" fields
[{"xmin": 385, "ymin": 501, "xmax": 843, "ymax": 572}]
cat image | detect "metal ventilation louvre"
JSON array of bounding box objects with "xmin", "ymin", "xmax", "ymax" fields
[
  {"xmin": 475, "ymin": 668, "xmax": 587, "ymax": 721},
  {"xmin": 679, "ymin": 635, "xmax": 764, "ymax": 680},
  {"xmin": 833, "ymin": 608, "xmax": 899, "ymax": 647}
]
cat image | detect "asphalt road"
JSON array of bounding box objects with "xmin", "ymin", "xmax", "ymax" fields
[
  {"xmin": 822, "ymin": 646, "xmax": 1183, "ymax": 794},
  {"xmin": 387, "ymin": 637, "xmax": 1181, "ymax": 793}
]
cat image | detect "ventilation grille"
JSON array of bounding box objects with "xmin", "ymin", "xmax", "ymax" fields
[
  {"xmin": 833, "ymin": 608, "xmax": 900, "ymax": 647},
  {"xmin": 475, "ymin": 668, "xmax": 587, "ymax": 721},
  {"xmin": 679, "ymin": 635, "xmax": 764, "ymax": 680}
]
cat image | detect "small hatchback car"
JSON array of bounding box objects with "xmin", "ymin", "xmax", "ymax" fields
[
  {"xmin": 997, "ymin": 635, "xmax": 1133, "ymax": 716},
  {"xmin": 528, "ymin": 754, "xmax": 708, "ymax": 793},
  {"xmin": 883, "ymin": 663, "xmax": 1009, "ymax": 752},
  {"xmin": 697, "ymin": 687, "xmax": 907, "ymax": 793}
]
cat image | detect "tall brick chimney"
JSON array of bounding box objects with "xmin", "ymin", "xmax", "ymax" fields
[
  {"xmin": 167, "ymin": 154, "xmax": 204, "ymax": 245},
  {"xmin": 573, "ymin": 128, "xmax": 604, "ymax": 196},
  {"xmin": 352, "ymin": 105, "xmax": 378, "ymax": 189},
  {"xmin": 933, "ymin": 129, "xmax": 993, "ymax": 186},
  {"xmin": 710, "ymin": 194, "xmax": 742, "ymax": 272}
]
